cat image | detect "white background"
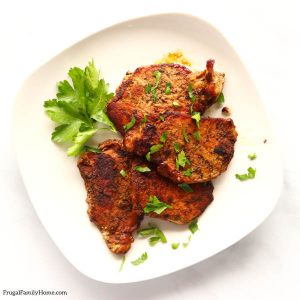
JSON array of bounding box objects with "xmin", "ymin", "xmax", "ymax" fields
[{"xmin": 0, "ymin": 0, "xmax": 300, "ymax": 299}]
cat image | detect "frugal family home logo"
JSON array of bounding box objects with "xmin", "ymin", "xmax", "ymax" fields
[{"xmin": 2, "ymin": 289, "xmax": 67, "ymax": 296}]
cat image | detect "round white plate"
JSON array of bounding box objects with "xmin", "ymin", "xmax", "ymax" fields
[{"xmin": 13, "ymin": 13, "xmax": 282, "ymax": 283}]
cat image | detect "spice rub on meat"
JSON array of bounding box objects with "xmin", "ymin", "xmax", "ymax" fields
[
  {"xmin": 124, "ymin": 114, "xmax": 238, "ymax": 183},
  {"xmin": 78, "ymin": 140, "xmax": 214, "ymax": 253},
  {"xmin": 107, "ymin": 60, "xmax": 225, "ymax": 135}
]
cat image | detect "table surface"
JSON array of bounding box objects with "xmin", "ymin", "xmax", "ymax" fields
[{"xmin": 1, "ymin": 0, "xmax": 299, "ymax": 299}]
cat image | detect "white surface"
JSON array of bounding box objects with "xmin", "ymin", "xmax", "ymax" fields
[
  {"xmin": 13, "ymin": 13, "xmax": 282, "ymax": 283},
  {"xmin": 0, "ymin": 0, "xmax": 300, "ymax": 298}
]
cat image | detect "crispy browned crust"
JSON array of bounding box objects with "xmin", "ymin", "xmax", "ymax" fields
[
  {"xmin": 107, "ymin": 62, "xmax": 224, "ymax": 135},
  {"xmin": 131, "ymin": 160, "xmax": 214, "ymax": 224},
  {"xmin": 124, "ymin": 114, "xmax": 238, "ymax": 183},
  {"xmin": 77, "ymin": 140, "xmax": 144, "ymax": 254},
  {"xmin": 78, "ymin": 140, "xmax": 215, "ymax": 253}
]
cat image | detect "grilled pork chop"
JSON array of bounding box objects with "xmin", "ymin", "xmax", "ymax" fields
[
  {"xmin": 78, "ymin": 140, "xmax": 214, "ymax": 253},
  {"xmin": 124, "ymin": 114, "xmax": 238, "ymax": 183},
  {"xmin": 107, "ymin": 60, "xmax": 224, "ymax": 135}
]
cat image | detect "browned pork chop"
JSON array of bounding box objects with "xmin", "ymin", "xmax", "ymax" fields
[
  {"xmin": 78, "ymin": 140, "xmax": 214, "ymax": 253},
  {"xmin": 124, "ymin": 114, "xmax": 238, "ymax": 183},
  {"xmin": 107, "ymin": 60, "xmax": 225, "ymax": 135}
]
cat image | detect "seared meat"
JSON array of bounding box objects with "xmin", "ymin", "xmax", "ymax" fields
[
  {"xmin": 78, "ymin": 140, "xmax": 214, "ymax": 253},
  {"xmin": 107, "ymin": 60, "xmax": 225, "ymax": 135},
  {"xmin": 77, "ymin": 140, "xmax": 144, "ymax": 254},
  {"xmin": 124, "ymin": 113, "xmax": 238, "ymax": 183},
  {"xmin": 131, "ymin": 160, "xmax": 214, "ymax": 224}
]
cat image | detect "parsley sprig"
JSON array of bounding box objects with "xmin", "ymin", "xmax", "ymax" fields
[
  {"xmin": 144, "ymin": 195, "xmax": 172, "ymax": 214},
  {"xmin": 145, "ymin": 70, "xmax": 162, "ymax": 102},
  {"xmin": 44, "ymin": 61, "xmax": 116, "ymax": 156},
  {"xmin": 138, "ymin": 223, "xmax": 167, "ymax": 246},
  {"xmin": 235, "ymin": 167, "xmax": 256, "ymax": 181}
]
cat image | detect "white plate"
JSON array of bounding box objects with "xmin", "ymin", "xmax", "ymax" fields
[{"xmin": 13, "ymin": 13, "xmax": 282, "ymax": 283}]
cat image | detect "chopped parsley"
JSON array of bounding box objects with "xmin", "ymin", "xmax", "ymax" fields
[
  {"xmin": 123, "ymin": 116, "xmax": 136, "ymax": 132},
  {"xmin": 135, "ymin": 166, "xmax": 151, "ymax": 173},
  {"xmin": 165, "ymin": 82, "xmax": 172, "ymax": 94},
  {"xmin": 146, "ymin": 143, "xmax": 164, "ymax": 161},
  {"xmin": 183, "ymin": 235, "xmax": 192, "ymax": 248},
  {"xmin": 248, "ymin": 153, "xmax": 257, "ymax": 160},
  {"xmin": 172, "ymin": 243, "xmax": 180, "ymax": 250},
  {"xmin": 160, "ymin": 132, "xmax": 168, "ymax": 143},
  {"xmin": 138, "ymin": 223, "xmax": 167, "ymax": 246},
  {"xmin": 189, "ymin": 219, "xmax": 199, "ymax": 234},
  {"xmin": 193, "ymin": 131, "xmax": 201, "ymax": 141},
  {"xmin": 119, "ymin": 256, "xmax": 126, "ymax": 272},
  {"xmin": 178, "ymin": 183, "xmax": 193, "ymax": 193},
  {"xmin": 176, "ymin": 150, "xmax": 190, "ymax": 170},
  {"xmin": 217, "ymin": 92, "xmax": 225, "ymax": 105},
  {"xmin": 182, "ymin": 128, "xmax": 189, "ymax": 143},
  {"xmin": 174, "ymin": 142, "xmax": 180, "ymax": 153},
  {"xmin": 146, "ymin": 152, "xmax": 151, "ymax": 161},
  {"xmin": 159, "ymin": 114, "xmax": 165, "ymax": 121},
  {"xmin": 131, "ymin": 252, "xmax": 148, "ymax": 266},
  {"xmin": 188, "ymin": 84, "xmax": 196, "ymax": 103},
  {"xmin": 120, "ymin": 169, "xmax": 126, "ymax": 177},
  {"xmin": 235, "ymin": 167, "xmax": 256, "ymax": 181},
  {"xmin": 183, "ymin": 168, "xmax": 193, "ymax": 177},
  {"xmin": 144, "ymin": 195, "xmax": 172, "ymax": 214},
  {"xmin": 172, "ymin": 101, "xmax": 180, "ymax": 108},
  {"xmin": 141, "ymin": 113, "xmax": 148, "ymax": 124},
  {"xmin": 191, "ymin": 112, "xmax": 201, "ymax": 128},
  {"xmin": 145, "ymin": 71, "xmax": 162, "ymax": 102}
]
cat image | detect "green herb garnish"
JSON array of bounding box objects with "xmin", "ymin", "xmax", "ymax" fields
[
  {"xmin": 165, "ymin": 82, "xmax": 172, "ymax": 94},
  {"xmin": 145, "ymin": 84, "xmax": 152, "ymax": 93},
  {"xmin": 44, "ymin": 60, "xmax": 116, "ymax": 156},
  {"xmin": 160, "ymin": 115, "xmax": 165, "ymax": 121},
  {"xmin": 188, "ymin": 84, "xmax": 196, "ymax": 103},
  {"xmin": 182, "ymin": 128, "xmax": 189, "ymax": 143},
  {"xmin": 141, "ymin": 113, "xmax": 148, "ymax": 124},
  {"xmin": 235, "ymin": 167, "xmax": 256, "ymax": 181},
  {"xmin": 120, "ymin": 169, "xmax": 126, "ymax": 177},
  {"xmin": 191, "ymin": 112, "xmax": 201, "ymax": 128},
  {"xmin": 217, "ymin": 92, "xmax": 225, "ymax": 105},
  {"xmin": 119, "ymin": 256, "xmax": 126, "ymax": 272},
  {"xmin": 193, "ymin": 131, "xmax": 201, "ymax": 141},
  {"xmin": 131, "ymin": 252, "xmax": 148, "ymax": 266},
  {"xmin": 183, "ymin": 168, "xmax": 193, "ymax": 177},
  {"xmin": 189, "ymin": 219, "xmax": 198, "ymax": 234},
  {"xmin": 176, "ymin": 150, "xmax": 190, "ymax": 170},
  {"xmin": 135, "ymin": 166, "xmax": 151, "ymax": 173},
  {"xmin": 146, "ymin": 152, "xmax": 151, "ymax": 161},
  {"xmin": 123, "ymin": 116, "xmax": 136, "ymax": 132},
  {"xmin": 138, "ymin": 223, "xmax": 167, "ymax": 244},
  {"xmin": 174, "ymin": 142, "xmax": 180, "ymax": 153},
  {"xmin": 144, "ymin": 195, "xmax": 172, "ymax": 214},
  {"xmin": 146, "ymin": 144, "xmax": 164, "ymax": 161},
  {"xmin": 183, "ymin": 235, "xmax": 192, "ymax": 248},
  {"xmin": 248, "ymin": 153, "xmax": 257, "ymax": 160},
  {"xmin": 146, "ymin": 71, "xmax": 162, "ymax": 102},
  {"xmin": 160, "ymin": 132, "xmax": 168, "ymax": 143},
  {"xmin": 83, "ymin": 146, "xmax": 101, "ymax": 153},
  {"xmin": 172, "ymin": 101, "xmax": 180, "ymax": 108},
  {"xmin": 178, "ymin": 183, "xmax": 193, "ymax": 193},
  {"xmin": 172, "ymin": 243, "xmax": 180, "ymax": 250}
]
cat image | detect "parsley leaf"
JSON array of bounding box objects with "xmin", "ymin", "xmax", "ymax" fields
[
  {"xmin": 160, "ymin": 132, "xmax": 168, "ymax": 143},
  {"xmin": 123, "ymin": 116, "xmax": 136, "ymax": 132},
  {"xmin": 172, "ymin": 243, "xmax": 180, "ymax": 250},
  {"xmin": 193, "ymin": 131, "xmax": 201, "ymax": 141},
  {"xmin": 165, "ymin": 82, "xmax": 172, "ymax": 94},
  {"xmin": 235, "ymin": 167, "xmax": 256, "ymax": 181},
  {"xmin": 44, "ymin": 61, "xmax": 116, "ymax": 156},
  {"xmin": 135, "ymin": 166, "xmax": 151, "ymax": 173},
  {"xmin": 120, "ymin": 169, "xmax": 126, "ymax": 177},
  {"xmin": 144, "ymin": 195, "xmax": 172, "ymax": 214},
  {"xmin": 141, "ymin": 113, "xmax": 148, "ymax": 124},
  {"xmin": 160, "ymin": 114, "xmax": 165, "ymax": 121},
  {"xmin": 138, "ymin": 223, "xmax": 167, "ymax": 245},
  {"xmin": 131, "ymin": 252, "xmax": 148, "ymax": 266},
  {"xmin": 191, "ymin": 112, "xmax": 201, "ymax": 128},
  {"xmin": 146, "ymin": 152, "xmax": 151, "ymax": 161},
  {"xmin": 178, "ymin": 183, "xmax": 194, "ymax": 193},
  {"xmin": 174, "ymin": 142, "xmax": 180, "ymax": 153},
  {"xmin": 172, "ymin": 101, "xmax": 180, "ymax": 108},
  {"xmin": 150, "ymin": 144, "xmax": 163, "ymax": 153},
  {"xmin": 189, "ymin": 219, "xmax": 199, "ymax": 234},
  {"xmin": 217, "ymin": 92, "xmax": 225, "ymax": 105},
  {"xmin": 176, "ymin": 150, "xmax": 190, "ymax": 170},
  {"xmin": 248, "ymin": 153, "xmax": 257, "ymax": 160},
  {"xmin": 188, "ymin": 84, "xmax": 196, "ymax": 103},
  {"xmin": 182, "ymin": 128, "xmax": 189, "ymax": 143},
  {"xmin": 146, "ymin": 71, "xmax": 162, "ymax": 102},
  {"xmin": 83, "ymin": 145, "xmax": 101, "ymax": 153},
  {"xmin": 183, "ymin": 168, "xmax": 193, "ymax": 176},
  {"xmin": 145, "ymin": 84, "xmax": 153, "ymax": 93}
]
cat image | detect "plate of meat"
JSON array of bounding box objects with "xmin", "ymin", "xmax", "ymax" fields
[{"xmin": 13, "ymin": 13, "xmax": 282, "ymax": 283}]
